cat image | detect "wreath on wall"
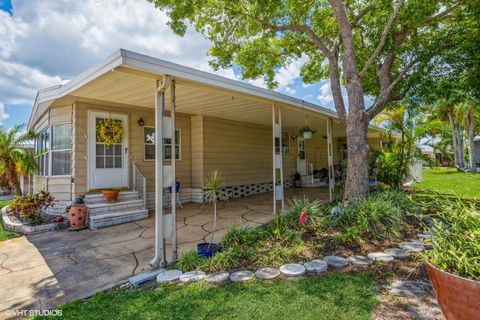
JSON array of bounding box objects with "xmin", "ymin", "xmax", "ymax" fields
[{"xmin": 96, "ymin": 118, "xmax": 124, "ymax": 147}]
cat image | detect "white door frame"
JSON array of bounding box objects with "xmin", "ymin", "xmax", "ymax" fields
[
  {"xmin": 297, "ymin": 137, "xmax": 307, "ymax": 175},
  {"xmin": 87, "ymin": 110, "xmax": 129, "ymax": 190}
]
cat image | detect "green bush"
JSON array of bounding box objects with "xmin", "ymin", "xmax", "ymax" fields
[
  {"xmin": 421, "ymin": 199, "xmax": 480, "ymax": 280},
  {"xmin": 173, "ymin": 251, "xmax": 206, "ymax": 271},
  {"xmin": 330, "ymin": 190, "xmax": 416, "ymax": 241}
]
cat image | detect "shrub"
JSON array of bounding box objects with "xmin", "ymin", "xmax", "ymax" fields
[
  {"xmin": 173, "ymin": 251, "xmax": 206, "ymax": 271},
  {"xmin": 329, "ymin": 190, "xmax": 415, "ymax": 240},
  {"xmin": 11, "ymin": 190, "xmax": 55, "ymax": 225},
  {"xmin": 421, "ymin": 199, "xmax": 480, "ymax": 281}
]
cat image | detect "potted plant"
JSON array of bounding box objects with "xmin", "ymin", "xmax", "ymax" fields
[
  {"xmin": 68, "ymin": 195, "xmax": 88, "ymax": 230},
  {"xmin": 299, "ymin": 125, "xmax": 316, "ymax": 139},
  {"xmin": 421, "ymin": 202, "xmax": 480, "ymax": 320},
  {"xmin": 197, "ymin": 170, "xmax": 228, "ymax": 258},
  {"xmin": 102, "ymin": 188, "xmax": 120, "ymax": 203}
]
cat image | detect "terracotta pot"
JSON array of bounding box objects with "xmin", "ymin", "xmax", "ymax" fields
[
  {"xmin": 102, "ymin": 189, "xmax": 120, "ymax": 203},
  {"xmin": 426, "ymin": 263, "xmax": 480, "ymax": 320},
  {"xmin": 68, "ymin": 205, "xmax": 88, "ymax": 230}
]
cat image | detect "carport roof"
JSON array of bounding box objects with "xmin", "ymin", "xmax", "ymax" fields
[{"xmin": 28, "ymin": 48, "xmax": 386, "ymax": 137}]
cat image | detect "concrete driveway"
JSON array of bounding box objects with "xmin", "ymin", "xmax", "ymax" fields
[{"xmin": 0, "ymin": 188, "xmax": 329, "ymax": 319}]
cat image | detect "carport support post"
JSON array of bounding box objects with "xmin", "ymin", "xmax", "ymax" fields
[
  {"xmin": 150, "ymin": 77, "xmax": 169, "ymax": 268},
  {"xmin": 170, "ymin": 80, "xmax": 178, "ymax": 262},
  {"xmin": 327, "ymin": 118, "xmax": 334, "ymax": 202},
  {"xmin": 272, "ymin": 104, "xmax": 284, "ymax": 214}
]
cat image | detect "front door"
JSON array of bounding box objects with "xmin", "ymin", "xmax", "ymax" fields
[
  {"xmin": 88, "ymin": 111, "xmax": 129, "ymax": 190},
  {"xmin": 297, "ymin": 138, "xmax": 307, "ymax": 175}
]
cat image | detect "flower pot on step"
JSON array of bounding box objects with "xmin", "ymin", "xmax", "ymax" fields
[
  {"xmin": 426, "ymin": 263, "xmax": 480, "ymax": 320},
  {"xmin": 102, "ymin": 189, "xmax": 120, "ymax": 203},
  {"xmin": 68, "ymin": 205, "xmax": 88, "ymax": 230}
]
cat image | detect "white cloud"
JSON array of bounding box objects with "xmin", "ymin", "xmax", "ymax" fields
[
  {"xmin": 317, "ymin": 81, "xmax": 334, "ymax": 105},
  {"xmin": 0, "ymin": 103, "xmax": 10, "ymax": 126},
  {"xmin": 285, "ymin": 87, "xmax": 296, "ymax": 95},
  {"xmin": 0, "ymin": 0, "xmax": 225, "ymax": 107}
]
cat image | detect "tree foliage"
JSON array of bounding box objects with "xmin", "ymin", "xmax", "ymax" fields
[{"xmin": 149, "ymin": 0, "xmax": 464, "ymax": 200}]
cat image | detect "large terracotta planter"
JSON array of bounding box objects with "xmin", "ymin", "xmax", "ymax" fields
[
  {"xmin": 102, "ymin": 189, "xmax": 120, "ymax": 203},
  {"xmin": 68, "ymin": 205, "xmax": 88, "ymax": 230},
  {"xmin": 426, "ymin": 263, "xmax": 480, "ymax": 320}
]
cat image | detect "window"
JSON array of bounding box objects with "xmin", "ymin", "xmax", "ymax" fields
[
  {"xmin": 143, "ymin": 127, "xmax": 181, "ymax": 160},
  {"xmin": 34, "ymin": 123, "xmax": 71, "ymax": 176},
  {"xmin": 34, "ymin": 128, "xmax": 49, "ymax": 176},
  {"xmin": 282, "ymin": 132, "xmax": 290, "ymax": 153},
  {"xmin": 275, "ymin": 132, "xmax": 290, "ymax": 153},
  {"xmin": 51, "ymin": 124, "xmax": 72, "ymax": 175}
]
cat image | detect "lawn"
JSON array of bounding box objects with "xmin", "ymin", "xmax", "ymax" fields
[
  {"xmin": 414, "ymin": 168, "xmax": 480, "ymax": 198},
  {"xmin": 0, "ymin": 199, "xmax": 18, "ymax": 242},
  {"xmin": 38, "ymin": 273, "xmax": 377, "ymax": 320}
]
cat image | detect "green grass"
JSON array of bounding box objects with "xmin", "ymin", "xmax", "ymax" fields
[
  {"xmin": 37, "ymin": 273, "xmax": 377, "ymax": 320},
  {"xmin": 0, "ymin": 200, "xmax": 18, "ymax": 242},
  {"xmin": 414, "ymin": 168, "xmax": 480, "ymax": 198}
]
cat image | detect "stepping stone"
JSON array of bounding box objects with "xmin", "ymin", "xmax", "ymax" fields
[
  {"xmin": 230, "ymin": 270, "xmax": 255, "ymax": 282},
  {"xmin": 179, "ymin": 271, "xmax": 206, "ymax": 283},
  {"xmin": 304, "ymin": 260, "xmax": 328, "ymax": 273},
  {"xmin": 384, "ymin": 248, "xmax": 410, "ymax": 259},
  {"xmin": 129, "ymin": 268, "xmax": 166, "ymax": 287},
  {"xmin": 205, "ymin": 272, "xmax": 230, "ymax": 284},
  {"xmin": 417, "ymin": 232, "xmax": 434, "ymax": 240},
  {"xmin": 324, "ymin": 256, "xmax": 349, "ymax": 268},
  {"xmin": 399, "ymin": 241, "xmax": 425, "ymax": 252},
  {"xmin": 156, "ymin": 269, "xmax": 183, "ymax": 283},
  {"xmin": 255, "ymin": 267, "xmax": 281, "ymax": 280},
  {"xmin": 347, "ymin": 255, "xmax": 373, "ymax": 267},
  {"xmin": 279, "ymin": 263, "xmax": 306, "ymax": 277},
  {"xmin": 367, "ymin": 252, "xmax": 394, "ymax": 263}
]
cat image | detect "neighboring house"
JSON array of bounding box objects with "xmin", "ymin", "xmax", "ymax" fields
[{"xmin": 28, "ymin": 49, "xmax": 386, "ymax": 231}]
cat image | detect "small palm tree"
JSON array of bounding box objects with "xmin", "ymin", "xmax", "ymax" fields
[
  {"xmin": 0, "ymin": 125, "xmax": 35, "ymax": 195},
  {"xmin": 204, "ymin": 170, "xmax": 228, "ymax": 245}
]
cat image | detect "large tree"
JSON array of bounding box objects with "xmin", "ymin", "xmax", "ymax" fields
[{"xmin": 150, "ymin": 0, "xmax": 463, "ymax": 200}]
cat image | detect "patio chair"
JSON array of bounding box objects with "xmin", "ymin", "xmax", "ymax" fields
[{"xmin": 167, "ymin": 181, "xmax": 183, "ymax": 208}]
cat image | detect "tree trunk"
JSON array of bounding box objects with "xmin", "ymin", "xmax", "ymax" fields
[
  {"xmin": 343, "ymin": 110, "xmax": 370, "ymax": 201},
  {"xmin": 468, "ymin": 119, "xmax": 476, "ymax": 172},
  {"xmin": 455, "ymin": 124, "xmax": 465, "ymax": 168},
  {"xmin": 3, "ymin": 157, "xmax": 21, "ymax": 195},
  {"xmin": 448, "ymin": 113, "xmax": 461, "ymax": 168}
]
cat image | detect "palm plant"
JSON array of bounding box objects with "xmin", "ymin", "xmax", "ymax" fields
[
  {"xmin": 0, "ymin": 125, "xmax": 35, "ymax": 195},
  {"xmin": 373, "ymin": 105, "xmax": 425, "ymax": 187},
  {"xmin": 204, "ymin": 170, "xmax": 228, "ymax": 245}
]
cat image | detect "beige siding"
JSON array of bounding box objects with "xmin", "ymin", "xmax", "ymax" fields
[
  {"xmin": 202, "ymin": 117, "xmax": 300, "ymax": 186},
  {"xmin": 191, "ymin": 115, "xmax": 205, "ymax": 188}
]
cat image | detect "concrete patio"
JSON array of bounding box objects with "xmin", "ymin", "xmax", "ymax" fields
[{"xmin": 0, "ymin": 188, "xmax": 329, "ymax": 318}]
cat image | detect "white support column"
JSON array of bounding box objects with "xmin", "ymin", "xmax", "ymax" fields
[
  {"xmin": 150, "ymin": 76, "xmax": 170, "ymax": 268},
  {"xmin": 327, "ymin": 118, "xmax": 334, "ymax": 202},
  {"xmin": 272, "ymin": 104, "xmax": 284, "ymax": 214},
  {"xmin": 170, "ymin": 80, "xmax": 178, "ymax": 262}
]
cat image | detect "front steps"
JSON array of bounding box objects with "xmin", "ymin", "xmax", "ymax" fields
[
  {"xmin": 85, "ymin": 191, "xmax": 148, "ymax": 230},
  {"xmin": 300, "ymin": 175, "xmax": 327, "ymax": 188}
]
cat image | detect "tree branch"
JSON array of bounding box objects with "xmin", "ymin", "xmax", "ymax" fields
[
  {"xmin": 367, "ymin": 58, "xmax": 418, "ymax": 119},
  {"xmin": 359, "ymin": 0, "xmax": 405, "ymax": 78},
  {"xmin": 424, "ymin": 2, "xmax": 463, "ymax": 24},
  {"xmin": 329, "ymin": 55, "xmax": 348, "ymax": 125}
]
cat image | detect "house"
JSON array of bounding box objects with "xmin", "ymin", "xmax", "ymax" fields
[
  {"xmin": 29, "ymin": 49, "xmax": 386, "ymax": 265},
  {"xmin": 475, "ymin": 136, "xmax": 480, "ymax": 168}
]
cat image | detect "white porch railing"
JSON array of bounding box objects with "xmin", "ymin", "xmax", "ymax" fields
[
  {"xmin": 132, "ymin": 161, "xmax": 147, "ymax": 209},
  {"xmin": 307, "ymin": 162, "xmax": 314, "ymax": 185}
]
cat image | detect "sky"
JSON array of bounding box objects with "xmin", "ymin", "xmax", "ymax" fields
[{"xmin": 0, "ymin": 0, "xmax": 351, "ymax": 130}]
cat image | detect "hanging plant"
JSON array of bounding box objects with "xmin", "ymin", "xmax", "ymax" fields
[
  {"xmin": 299, "ymin": 125, "xmax": 316, "ymax": 139},
  {"xmin": 96, "ymin": 118, "xmax": 124, "ymax": 147}
]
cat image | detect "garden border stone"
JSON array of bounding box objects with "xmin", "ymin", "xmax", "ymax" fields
[
  {"xmin": 1, "ymin": 206, "xmax": 68, "ymax": 235},
  {"xmin": 255, "ymin": 267, "xmax": 281, "ymax": 280}
]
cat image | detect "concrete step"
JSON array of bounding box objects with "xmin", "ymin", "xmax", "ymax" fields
[
  {"xmin": 87, "ymin": 199, "xmax": 145, "ymax": 215},
  {"xmin": 88, "ymin": 209, "xmax": 149, "ymax": 230},
  {"xmin": 301, "ymin": 181, "xmax": 327, "ymax": 188},
  {"xmin": 85, "ymin": 190, "xmax": 140, "ymax": 205}
]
